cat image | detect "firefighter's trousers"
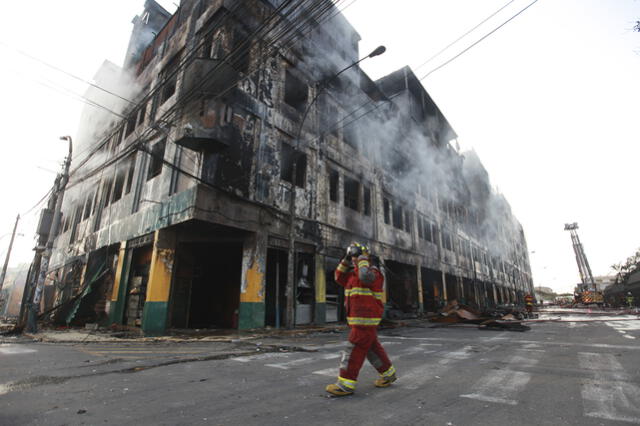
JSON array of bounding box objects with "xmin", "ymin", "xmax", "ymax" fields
[{"xmin": 337, "ymin": 326, "xmax": 394, "ymax": 389}]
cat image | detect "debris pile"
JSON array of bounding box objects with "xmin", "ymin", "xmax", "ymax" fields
[{"xmin": 430, "ymin": 301, "xmax": 531, "ymax": 332}]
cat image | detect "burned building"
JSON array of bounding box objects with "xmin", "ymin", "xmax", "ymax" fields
[{"xmin": 45, "ymin": 0, "xmax": 533, "ymax": 335}]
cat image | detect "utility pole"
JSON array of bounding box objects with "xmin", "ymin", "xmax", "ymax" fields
[
  {"xmin": 284, "ymin": 46, "xmax": 386, "ymax": 329},
  {"xmin": 0, "ymin": 214, "xmax": 20, "ymax": 294},
  {"xmin": 23, "ymin": 136, "xmax": 72, "ymax": 333}
]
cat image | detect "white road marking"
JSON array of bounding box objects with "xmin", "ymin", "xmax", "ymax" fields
[
  {"xmin": 312, "ymin": 367, "xmax": 338, "ymax": 377},
  {"xmin": 605, "ymin": 321, "xmax": 640, "ymax": 340},
  {"xmin": 401, "ymin": 346, "xmax": 474, "ymax": 391},
  {"xmin": 265, "ymin": 357, "xmax": 315, "ymax": 369},
  {"xmin": 460, "ymin": 354, "xmax": 540, "ymax": 405},
  {"xmin": 384, "ymin": 335, "xmax": 640, "ymax": 350},
  {"xmin": 232, "ymin": 353, "xmax": 290, "ymax": 362},
  {"xmin": 579, "ymin": 352, "xmax": 640, "ymax": 423},
  {"xmin": 0, "ymin": 345, "xmax": 37, "ymax": 355}
]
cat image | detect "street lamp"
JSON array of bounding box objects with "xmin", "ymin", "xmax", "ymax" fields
[{"xmin": 284, "ymin": 46, "xmax": 386, "ymax": 329}]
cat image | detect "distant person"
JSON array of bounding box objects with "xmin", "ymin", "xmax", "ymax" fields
[
  {"xmin": 627, "ymin": 292, "xmax": 635, "ymax": 308},
  {"xmin": 325, "ymin": 243, "xmax": 397, "ymax": 397},
  {"xmin": 525, "ymin": 293, "xmax": 534, "ymax": 315}
]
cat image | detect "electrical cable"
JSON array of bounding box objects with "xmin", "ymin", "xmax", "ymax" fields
[
  {"xmin": 412, "ymin": 0, "xmax": 517, "ymax": 71},
  {"xmin": 65, "ymin": 1, "xmax": 349, "ymax": 219},
  {"xmin": 420, "ymin": 0, "xmax": 540, "ymax": 80},
  {"xmin": 0, "ymin": 40, "xmax": 136, "ymax": 105}
]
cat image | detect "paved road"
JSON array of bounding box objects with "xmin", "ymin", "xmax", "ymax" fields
[{"xmin": 1, "ymin": 316, "xmax": 640, "ymax": 425}]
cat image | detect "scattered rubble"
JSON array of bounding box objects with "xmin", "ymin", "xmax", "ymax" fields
[{"xmin": 430, "ymin": 301, "xmax": 531, "ymax": 332}]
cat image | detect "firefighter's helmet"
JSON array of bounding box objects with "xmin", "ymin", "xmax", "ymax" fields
[{"xmin": 347, "ymin": 242, "xmax": 370, "ymax": 258}]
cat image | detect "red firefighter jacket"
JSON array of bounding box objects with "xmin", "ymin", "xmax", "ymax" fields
[{"xmin": 334, "ymin": 255, "xmax": 384, "ymax": 326}]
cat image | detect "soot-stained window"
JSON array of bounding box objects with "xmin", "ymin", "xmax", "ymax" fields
[
  {"xmin": 284, "ymin": 70, "xmax": 307, "ymax": 111},
  {"xmin": 392, "ymin": 203, "xmax": 403, "ymax": 230},
  {"xmin": 442, "ymin": 231, "xmax": 453, "ymax": 251},
  {"xmin": 160, "ymin": 53, "xmax": 180, "ymax": 104},
  {"xmin": 343, "ymin": 177, "xmax": 359, "ymax": 211},
  {"xmin": 383, "ymin": 197, "xmax": 390, "ymax": 224},
  {"xmin": 329, "ymin": 169, "xmax": 339, "ymax": 202},
  {"xmin": 111, "ymin": 167, "xmax": 126, "ymax": 203},
  {"xmin": 125, "ymin": 153, "xmax": 136, "ymax": 194},
  {"xmin": 280, "ymin": 142, "xmax": 306, "ymax": 187},
  {"xmin": 363, "ymin": 186, "xmax": 371, "ymax": 216},
  {"xmin": 404, "ymin": 210, "xmax": 412, "ymax": 233},
  {"xmin": 147, "ymin": 139, "xmax": 166, "ymax": 181},
  {"xmin": 343, "ymin": 124, "xmax": 359, "ymax": 151}
]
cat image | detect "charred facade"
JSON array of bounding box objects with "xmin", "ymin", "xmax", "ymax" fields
[{"xmin": 45, "ymin": 0, "xmax": 533, "ymax": 334}]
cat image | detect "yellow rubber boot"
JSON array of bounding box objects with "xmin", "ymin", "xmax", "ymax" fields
[{"xmin": 326, "ymin": 383, "xmax": 354, "ymax": 396}]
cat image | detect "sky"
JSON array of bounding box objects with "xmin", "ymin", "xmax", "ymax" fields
[{"xmin": 0, "ymin": 0, "xmax": 639, "ymax": 294}]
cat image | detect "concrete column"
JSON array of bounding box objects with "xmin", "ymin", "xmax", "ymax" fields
[
  {"xmin": 142, "ymin": 229, "xmax": 176, "ymax": 336},
  {"xmin": 441, "ymin": 270, "xmax": 448, "ymax": 302},
  {"xmin": 314, "ymin": 254, "xmax": 326, "ymax": 324},
  {"xmin": 108, "ymin": 241, "xmax": 130, "ymax": 325},
  {"xmin": 238, "ymin": 231, "xmax": 267, "ymax": 330},
  {"xmin": 416, "ymin": 263, "xmax": 424, "ymax": 313}
]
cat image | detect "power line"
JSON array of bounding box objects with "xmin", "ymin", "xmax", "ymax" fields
[
  {"xmin": 420, "ymin": 0, "xmax": 541, "ymax": 80},
  {"xmin": 314, "ymin": 0, "xmax": 542, "ymax": 144},
  {"xmin": 0, "ymin": 40, "xmax": 136, "ymax": 105},
  {"xmin": 412, "ymin": 0, "xmax": 517, "ymax": 71}
]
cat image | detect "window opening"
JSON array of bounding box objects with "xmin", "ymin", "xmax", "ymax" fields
[
  {"xmin": 343, "ymin": 177, "xmax": 359, "ymax": 211},
  {"xmin": 329, "ymin": 169, "xmax": 339, "ymax": 202},
  {"xmin": 383, "ymin": 198, "xmax": 390, "ymax": 224},
  {"xmin": 363, "ymin": 186, "xmax": 371, "ymax": 216},
  {"xmin": 284, "ymin": 70, "xmax": 307, "ymax": 111},
  {"xmin": 147, "ymin": 139, "xmax": 166, "ymax": 181},
  {"xmin": 160, "ymin": 53, "xmax": 180, "ymax": 104},
  {"xmin": 125, "ymin": 153, "xmax": 136, "ymax": 194},
  {"xmin": 280, "ymin": 142, "xmax": 306, "ymax": 187},
  {"xmin": 392, "ymin": 203, "xmax": 403, "ymax": 230}
]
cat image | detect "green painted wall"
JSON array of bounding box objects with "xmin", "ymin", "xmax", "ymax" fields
[
  {"xmin": 314, "ymin": 302, "xmax": 326, "ymax": 324},
  {"xmin": 141, "ymin": 301, "xmax": 169, "ymax": 336},
  {"xmin": 239, "ymin": 301, "xmax": 265, "ymax": 330}
]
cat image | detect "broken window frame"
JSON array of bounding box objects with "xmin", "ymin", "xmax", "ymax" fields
[
  {"xmin": 404, "ymin": 210, "xmax": 412, "ymax": 233},
  {"xmin": 125, "ymin": 153, "xmax": 137, "ymax": 195},
  {"xmin": 82, "ymin": 192, "xmax": 94, "ymax": 221},
  {"xmin": 329, "ymin": 169, "xmax": 339, "ymax": 202},
  {"xmin": 283, "ymin": 69, "xmax": 308, "ymax": 111},
  {"xmin": 111, "ymin": 164, "xmax": 127, "ymax": 204},
  {"xmin": 160, "ymin": 52, "xmax": 181, "ymax": 105},
  {"xmin": 280, "ymin": 142, "xmax": 306, "ymax": 188},
  {"xmin": 383, "ymin": 197, "xmax": 390, "ymax": 224},
  {"xmin": 392, "ymin": 203, "xmax": 403, "ymax": 230},
  {"xmin": 147, "ymin": 139, "xmax": 166, "ymax": 181},
  {"xmin": 363, "ymin": 185, "xmax": 371, "ymax": 216},
  {"xmin": 343, "ymin": 176, "xmax": 360, "ymax": 212}
]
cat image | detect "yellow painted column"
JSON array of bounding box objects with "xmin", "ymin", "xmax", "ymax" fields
[
  {"xmin": 239, "ymin": 232, "xmax": 267, "ymax": 329},
  {"xmin": 110, "ymin": 241, "xmax": 128, "ymax": 302},
  {"xmin": 108, "ymin": 241, "xmax": 130, "ymax": 325},
  {"xmin": 142, "ymin": 229, "xmax": 176, "ymax": 335},
  {"xmin": 315, "ymin": 254, "xmax": 326, "ymax": 324}
]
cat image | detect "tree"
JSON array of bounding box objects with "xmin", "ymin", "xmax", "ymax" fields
[{"xmin": 610, "ymin": 247, "xmax": 640, "ymax": 284}]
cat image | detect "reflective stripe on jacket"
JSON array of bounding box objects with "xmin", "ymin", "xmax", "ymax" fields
[{"xmin": 335, "ymin": 255, "xmax": 384, "ymax": 327}]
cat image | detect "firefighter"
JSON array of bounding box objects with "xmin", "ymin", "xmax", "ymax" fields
[
  {"xmin": 325, "ymin": 243, "xmax": 397, "ymax": 397},
  {"xmin": 524, "ymin": 293, "xmax": 534, "ymax": 315}
]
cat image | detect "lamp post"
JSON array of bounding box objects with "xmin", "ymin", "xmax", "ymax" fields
[{"xmin": 284, "ymin": 46, "xmax": 386, "ymax": 329}]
